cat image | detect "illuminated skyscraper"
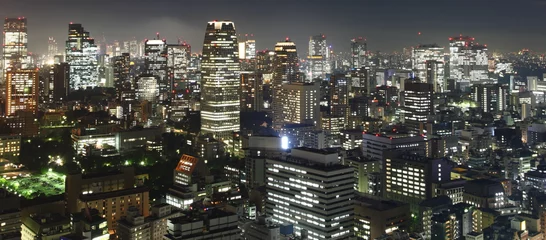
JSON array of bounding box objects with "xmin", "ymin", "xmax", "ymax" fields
[
  {"xmin": 144, "ymin": 38, "xmax": 168, "ymax": 101},
  {"xmin": 238, "ymin": 38, "xmax": 256, "ymax": 60},
  {"xmin": 266, "ymin": 148, "xmax": 354, "ymax": 239},
  {"xmin": 351, "ymin": 37, "xmax": 367, "ymax": 69},
  {"xmin": 402, "ymin": 81, "xmax": 433, "ymax": 133},
  {"xmin": 5, "ymin": 69, "xmax": 38, "ymax": 116},
  {"xmin": 113, "ymin": 53, "xmax": 131, "ymax": 102},
  {"xmin": 47, "ymin": 37, "xmax": 58, "ymax": 62},
  {"xmin": 200, "ymin": 20, "xmax": 240, "ymax": 141},
  {"xmin": 2, "ymin": 17, "xmax": 28, "ymax": 83},
  {"xmin": 449, "ymin": 36, "xmax": 488, "ymax": 83},
  {"xmin": 65, "ymin": 23, "xmax": 99, "ymax": 90},
  {"xmin": 471, "ymin": 83, "xmax": 508, "ymax": 113},
  {"xmin": 281, "ymin": 82, "xmax": 319, "ymax": 125},
  {"xmin": 412, "ymin": 44, "xmax": 444, "ymax": 91},
  {"xmin": 308, "ymin": 34, "xmax": 330, "ymax": 80},
  {"xmin": 136, "ymin": 75, "xmax": 159, "ymax": 103},
  {"xmin": 167, "ymin": 42, "xmax": 191, "ymax": 91},
  {"xmin": 272, "ymin": 39, "xmax": 298, "ymax": 130}
]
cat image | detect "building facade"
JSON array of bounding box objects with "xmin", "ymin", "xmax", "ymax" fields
[{"xmin": 200, "ymin": 20, "xmax": 241, "ymax": 141}]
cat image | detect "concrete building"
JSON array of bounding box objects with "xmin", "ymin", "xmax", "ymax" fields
[
  {"xmin": 5, "ymin": 69, "xmax": 38, "ymax": 116},
  {"xmin": 117, "ymin": 204, "xmax": 181, "ymax": 240},
  {"xmin": 281, "ymin": 82, "xmax": 319, "ymax": 126},
  {"xmin": 0, "ymin": 135, "xmax": 20, "ymax": 161},
  {"xmin": 383, "ymin": 152, "xmax": 452, "ymax": 213},
  {"xmin": 464, "ymin": 179, "xmax": 506, "ymax": 209},
  {"xmin": 241, "ymin": 215, "xmax": 281, "ymax": 240},
  {"xmin": 402, "ymin": 81, "xmax": 433, "ymax": 132},
  {"xmin": 362, "ymin": 132, "xmax": 427, "ymax": 162},
  {"xmin": 164, "ymin": 209, "xmax": 240, "ymax": 239},
  {"xmin": 353, "ymin": 194, "xmax": 410, "ymax": 240},
  {"xmin": 344, "ymin": 156, "xmax": 380, "ymax": 194},
  {"xmin": 471, "ymin": 83, "xmax": 508, "ymax": 113},
  {"xmin": 77, "ymin": 187, "xmax": 150, "ymax": 232},
  {"xmin": 266, "ymin": 148, "xmax": 354, "ymax": 239},
  {"xmin": 21, "ymin": 213, "xmax": 71, "ymax": 240},
  {"xmin": 0, "ymin": 189, "xmax": 21, "ymax": 239}
]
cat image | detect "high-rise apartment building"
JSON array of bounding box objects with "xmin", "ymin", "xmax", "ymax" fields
[
  {"xmin": 66, "ymin": 23, "xmax": 99, "ymax": 90},
  {"xmin": 200, "ymin": 20, "xmax": 241, "ymax": 141},
  {"xmin": 144, "ymin": 38, "xmax": 168, "ymax": 101},
  {"xmin": 280, "ymin": 82, "xmax": 320, "ymax": 125},
  {"xmin": 449, "ymin": 36, "xmax": 488, "ymax": 83},
  {"xmin": 272, "ymin": 39, "xmax": 298, "ymax": 130},
  {"xmin": 471, "ymin": 83, "xmax": 508, "ymax": 113},
  {"xmin": 266, "ymin": 148, "xmax": 354, "ymax": 239},
  {"xmin": 402, "ymin": 81, "xmax": 433, "ymax": 133},
  {"xmin": 308, "ymin": 34, "xmax": 330, "ymax": 80},
  {"xmin": 351, "ymin": 37, "xmax": 367, "ymax": 69},
  {"xmin": 240, "ymin": 71, "xmax": 262, "ymax": 112},
  {"xmin": 329, "ymin": 73, "xmax": 350, "ymax": 124},
  {"xmin": 5, "ymin": 69, "xmax": 38, "ymax": 116},
  {"xmin": 412, "ymin": 44, "xmax": 444, "ymax": 91},
  {"xmin": 2, "ymin": 17, "xmax": 28, "ymax": 83},
  {"xmin": 113, "ymin": 53, "xmax": 131, "ymax": 102}
]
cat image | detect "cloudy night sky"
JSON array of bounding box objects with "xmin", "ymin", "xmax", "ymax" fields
[{"xmin": 2, "ymin": 0, "xmax": 546, "ymax": 54}]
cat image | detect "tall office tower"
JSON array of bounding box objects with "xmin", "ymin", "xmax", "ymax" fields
[
  {"xmin": 351, "ymin": 37, "xmax": 367, "ymax": 69},
  {"xmin": 65, "ymin": 23, "xmax": 99, "ymax": 90},
  {"xmin": 129, "ymin": 40, "xmax": 139, "ymax": 58},
  {"xmin": 167, "ymin": 42, "xmax": 191, "ymax": 91},
  {"xmin": 2, "ymin": 17, "xmax": 28, "ymax": 83},
  {"xmin": 383, "ymin": 152, "xmax": 452, "ymax": 214},
  {"xmin": 426, "ymin": 60, "xmax": 443, "ymax": 92},
  {"xmin": 200, "ymin": 20, "xmax": 241, "ymax": 141},
  {"xmin": 144, "ymin": 38, "xmax": 168, "ymax": 101},
  {"xmin": 449, "ymin": 36, "xmax": 488, "ymax": 83},
  {"xmin": 136, "ymin": 75, "xmax": 159, "ymax": 103},
  {"xmin": 241, "ymin": 71, "xmax": 263, "ymax": 112},
  {"xmin": 50, "ymin": 63, "xmax": 70, "ymax": 103},
  {"xmin": 47, "ymin": 37, "xmax": 58, "ymax": 61},
  {"xmin": 281, "ymin": 82, "xmax": 320, "ymax": 125},
  {"xmin": 471, "ymin": 83, "xmax": 508, "ymax": 113},
  {"xmin": 272, "ymin": 39, "xmax": 298, "ymax": 130},
  {"xmin": 329, "ymin": 73, "xmax": 350, "ymax": 124},
  {"xmin": 402, "ymin": 81, "xmax": 433, "ymax": 133},
  {"xmin": 113, "ymin": 53, "xmax": 131, "ymax": 102},
  {"xmin": 348, "ymin": 66, "xmax": 370, "ymax": 96},
  {"xmin": 5, "ymin": 69, "xmax": 38, "ymax": 115},
  {"xmin": 238, "ymin": 38, "xmax": 256, "ymax": 60},
  {"xmin": 412, "ymin": 44, "xmax": 444, "ymax": 91},
  {"xmin": 308, "ymin": 34, "xmax": 330, "ymax": 80},
  {"xmin": 256, "ymin": 50, "xmax": 275, "ymax": 73},
  {"xmin": 266, "ymin": 148, "xmax": 354, "ymax": 239}
]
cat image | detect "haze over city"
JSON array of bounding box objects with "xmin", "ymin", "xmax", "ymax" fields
[{"xmin": 2, "ymin": 0, "xmax": 546, "ymax": 54}]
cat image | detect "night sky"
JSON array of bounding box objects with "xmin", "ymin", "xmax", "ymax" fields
[{"xmin": 2, "ymin": 0, "xmax": 546, "ymax": 55}]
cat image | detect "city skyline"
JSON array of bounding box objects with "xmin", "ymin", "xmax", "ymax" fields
[{"xmin": 2, "ymin": 0, "xmax": 546, "ymax": 55}]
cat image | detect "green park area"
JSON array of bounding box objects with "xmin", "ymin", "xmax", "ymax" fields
[{"xmin": 0, "ymin": 171, "xmax": 66, "ymax": 199}]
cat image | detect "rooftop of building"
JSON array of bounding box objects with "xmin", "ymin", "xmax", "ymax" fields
[
  {"xmin": 168, "ymin": 208, "xmax": 235, "ymax": 225},
  {"xmin": 419, "ymin": 195, "xmax": 452, "ymax": 208},
  {"xmin": 354, "ymin": 194, "xmax": 407, "ymax": 211},
  {"xmin": 27, "ymin": 213, "xmax": 69, "ymax": 227},
  {"xmin": 79, "ymin": 186, "xmax": 148, "ymax": 202}
]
